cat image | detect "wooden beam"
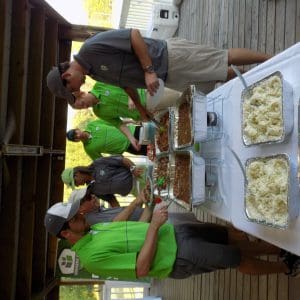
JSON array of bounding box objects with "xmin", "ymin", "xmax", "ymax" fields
[
  {"xmin": 32, "ymin": 156, "xmax": 52, "ymax": 294},
  {"xmin": 16, "ymin": 5, "xmax": 46, "ymax": 299},
  {"xmin": 31, "ymin": 278, "xmax": 58, "ymax": 300},
  {"xmin": 0, "ymin": 0, "xmax": 29, "ymax": 298},
  {"xmin": 24, "ymin": 6, "xmax": 45, "ymax": 144},
  {"xmin": 40, "ymin": 17, "xmax": 57, "ymax": 148},
  {"xmin": 0, "ymin": 0, "xmax": 12, "ymax": 238},
  {"xmin": 0, "ymin": 0, "xmax": 11, "ymax": 141},
  {"xmin": 29, "ymin": 0, "xmax": 69, "ymax": 25},
  {"xmin": 0, "ymin": 158, "xmax": 23, "ymax": 300},
  {"xmin": 59, "ymin": 24, "xmax": 110, "ymax": 42},
  {"xmin": 32, "ymin": 17, "xmax": 58, "ymax": 294}
]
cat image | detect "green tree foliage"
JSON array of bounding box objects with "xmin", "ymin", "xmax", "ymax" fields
[
  {"xmin": 72, "ymin": 108, "xmax": 97, "ymax": 129},
  {"xmin": 60, "ymin": 284, "xmax": 99, "ymax": 300},
  {"xmin": 64, "ymin": 109, "xmax": 97, "ymax": 200},
  {"xmin": 84, "ymin": 0, "xmax": 112, "ymax": 27},
  {"xmin": 72, "ymin": 41, "xmax": 82, "ymax": 55}
]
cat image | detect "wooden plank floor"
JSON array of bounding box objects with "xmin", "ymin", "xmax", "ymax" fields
[{"xmin": 149, "ymin": 0, "xmax": 300, "ymax": 299}]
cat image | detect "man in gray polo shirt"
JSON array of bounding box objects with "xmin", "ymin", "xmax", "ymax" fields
[
  {"xmin": 47, "ymin": 28, "xmax": 271, "ymax": 120},
  {"xmin": 89, "ymin": 155, "xmax": 140, "ymax": 196},
  {"xmin": 62, "ymin": 155, "xmax": 146, "ymax": 207}
]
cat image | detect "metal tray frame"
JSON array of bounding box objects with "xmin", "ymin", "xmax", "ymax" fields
[
  {"xmin": 172, "ymin": 87, "xmax": 194, "ymax": 150},
  {"xmin": 168, "ymin": 150, "xmax": 193, "ymax": 210}
]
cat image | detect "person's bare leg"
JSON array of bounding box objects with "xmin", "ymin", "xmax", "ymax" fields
[
  {"xmin": 227, "ymin": 227, "xmax": 249, "ymax": 242},
  {"xmin": 238, "ymin": 256, "xmax": 288, "ymax": 275},
  {"xmin": 228, "ymin": 228, "xmax": 281, "ymax": 256},
  {"xmin": 228, "ymin": 48, "xmax": 272, "ymax": 65},
  {"xmin": 236, "ymin": 240, "xmax": 281, "ymax": 257}
]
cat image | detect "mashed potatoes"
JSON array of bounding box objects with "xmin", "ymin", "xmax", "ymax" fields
[
  {"xmin": 245, "ymin": 156, "xmax": 289, "ymax": 227},
  {"xmin": 242, "ymin": 75, "xmax": 283, "ymax": 145}
]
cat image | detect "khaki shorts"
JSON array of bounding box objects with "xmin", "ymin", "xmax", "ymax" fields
[{"xmin": 165, "ymin": 38, "xmax": 228, "ymax": 92}]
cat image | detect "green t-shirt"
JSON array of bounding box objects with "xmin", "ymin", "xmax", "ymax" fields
[
  {"xmin": 91, "ymin": 82, "xmax": 146, "ymax": 128},
  {"xmin": 72, "ymin": 221, "xmax": 177, "ymax": 280},
  {"xmin": 84, "ymin": 120, "xmax": 135, "ymax": 160}
]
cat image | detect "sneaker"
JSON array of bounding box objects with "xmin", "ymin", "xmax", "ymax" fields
[{"xmin": 284, "ymin": 253, "xmax": 300, "ymax": 278}]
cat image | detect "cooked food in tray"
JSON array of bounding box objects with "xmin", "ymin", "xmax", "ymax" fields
[
  {"xmin": 178, "ymin": 101, "xmax": 192, "ymax": 146},
  {"xmin": 174, "ymin": 154, "xmax": 191, "ymax": 204},
  {"xmin": 242, "ymin": 74, "xmax": 285, "ymax": 145},
  {"xmin": 154, "ymin": 156, "xmax": 170, "ymax": 193},
  {"xmin": 156, "ymin": 111, "xmax": 169, "ymax": 152},
  {"xmin": 245, "ymin": 155, "xmax": 289, "ymax": 227},
  {"xmin": 143, "ymin": 176, "xmax": 153, "ymax": 202}
]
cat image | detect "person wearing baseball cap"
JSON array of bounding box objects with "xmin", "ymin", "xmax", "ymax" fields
[
  {"xmin": 61, "ymin": 167, "xmax": 75, "ymax": 189},
  {"xmin": 44, "ymin": 200, "xmax": 88, "ymax": 237},
  {"xmin": 44, "ymin": 196, "xmax": 297, "ymax": 280},
  {"xmin": 44, "ymin": 186, "xmax": 151, "ymax": 237},
  {"xmin": 61, "ymin": 163, "xmax": 119, "ymax": 207},
  {"xmin": 46, "ymin": 28, "xmax": 271, "ymax": 122},
  {"xmin": 65, "ymin": 119, "xmax": 148, "ymax": 160},
  {"xmin": 61, "ymin": 156, "xmax": 146, "ymax": 204},
  {"xmin": 47, "ymin": 62, "xmax": 86, "ymax": 105}
]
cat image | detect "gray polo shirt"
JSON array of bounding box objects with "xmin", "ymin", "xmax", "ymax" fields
[
  {"xmin": 85, "ymin": 207, "xmax": 143, "ymax": 224},
  {"xmin": 74, "ymin": 28, "xmax": 168, "ymax": 88},
  {"xmin": 85, "ymin": 211, "xmax": 196, "ymax": 226},
  {"xmin": 89, "ymin": 156, "xmax": 133, "ymax": 196}
]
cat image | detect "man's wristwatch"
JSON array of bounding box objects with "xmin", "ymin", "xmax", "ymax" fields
[
  {"xmin": 130, "ymin": 165, "xmax": 136, "ymax": 172},
  {"xmin": 143, "ymin": 65, "xmax": 155, "ymax": 74}
]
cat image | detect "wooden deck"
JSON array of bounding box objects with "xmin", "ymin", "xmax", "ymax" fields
[{"xmin": 149, "ymin": 0, "xmax": 300, "ymax": 299}]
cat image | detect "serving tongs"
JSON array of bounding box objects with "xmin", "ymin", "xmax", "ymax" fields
[
  {"xmin": 144, "ymin": 111, "xmax": 166, "ymax": 133},
  {"xmin": 151, "ymin": 117, "xmax": 165, "ymax": 132},
  {"xmin": 231, "ymin": 64, "xmax": 252, "ymax": 98}
]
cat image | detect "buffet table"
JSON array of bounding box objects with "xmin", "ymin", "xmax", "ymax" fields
[{"xmin": 200, "ymin": 43, "xmax": 300, "ymax": 255}]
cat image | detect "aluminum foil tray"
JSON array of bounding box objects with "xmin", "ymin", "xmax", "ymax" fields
[
  {"xmin": 244, "ymin": 153, "xmax": 298, "ymax": 229},
  {"xmin": 172, "ymin": 87, "xmax": 194, "ymax": 150},
  {"xmin": 167, "ymin": 151, "xmax": 205, "ymax": 210},
  {"xmin": 193, "ymin": 88, "xmax": 208, "ymax": 142},
  {"xmin": 241, "ymin": 71, "xmax": 294, "ymax": 146},
  {"xmin": 154, "ymin": 110, "xmax": 172, "ymax": 155},
  {"xmin": 152, "ymin": 153, "xmax": 171, "ymax": 200}
]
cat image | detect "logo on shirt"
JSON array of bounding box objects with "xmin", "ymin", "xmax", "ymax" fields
[
  {"xmin": 104, "ymin": 90, "xmax": 110, "ymax": 96},
  {"xmin": 58, "ymin": 249, "xmax": 76, "ymax": 274},
  {"xmin": 100, "ymin": 65, "xmax": 109, "ymax": 71},
  {"xmin": 99, "ymin": 169, "xmax": 105, "ymax": 176}
]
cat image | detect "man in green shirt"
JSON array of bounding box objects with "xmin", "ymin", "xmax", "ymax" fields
[
  {"xmin": 67, "ymin": 119, "xmax": 147, "ymax": 160},
  {"xmin": 44, "ymin": 199, "xmax": 300, "ymax": 280}
]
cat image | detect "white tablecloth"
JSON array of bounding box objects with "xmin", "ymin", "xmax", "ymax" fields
[{"xmin": 202, "ymin": 43, "xmax": 300, "ymax": 255}]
